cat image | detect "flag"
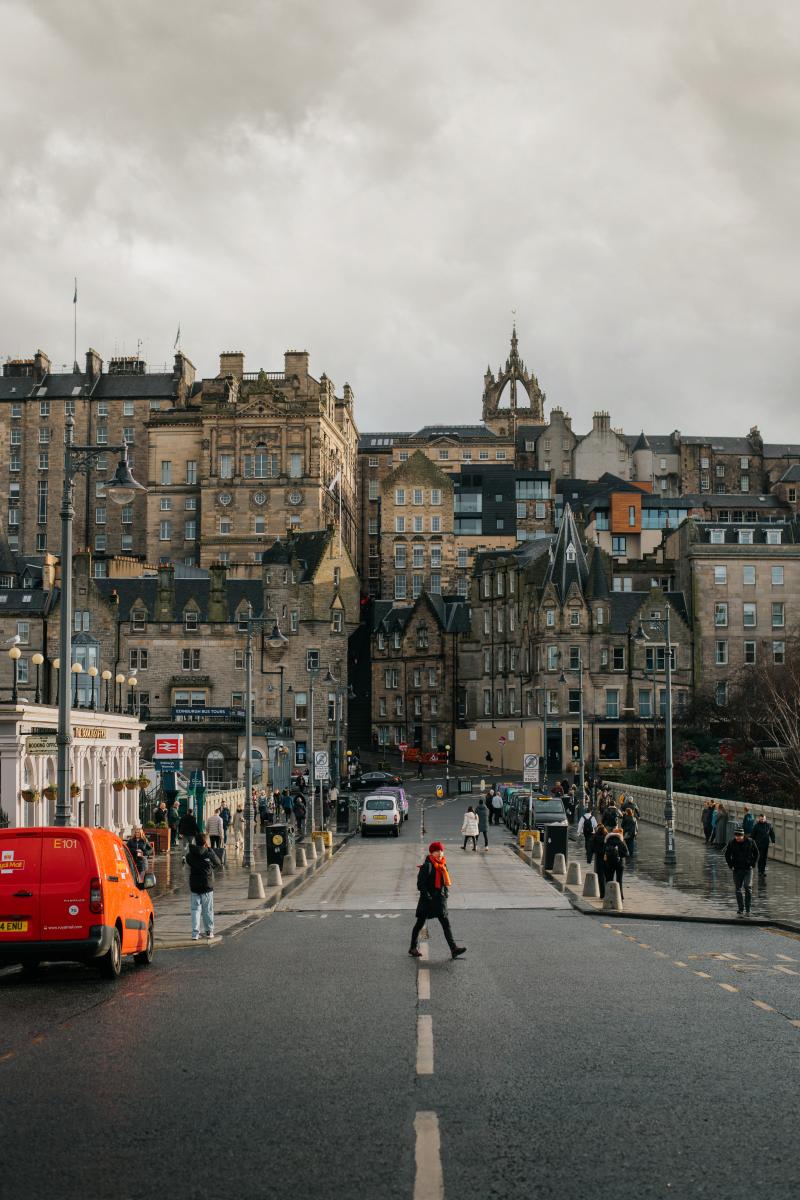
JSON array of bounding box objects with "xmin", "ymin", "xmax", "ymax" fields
[
  {"xmin": 73, "ymin": 278, "xmax": 77, "ymax": 304},
  {"xmin": 174, "ymin": 324, "xmax": 181, "ymax": 349},
  {"xmin": 327, "ymin": 470, "xmax": 342, "ymax": 494}
]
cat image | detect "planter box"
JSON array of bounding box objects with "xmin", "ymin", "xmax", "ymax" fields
[{"xmin": 144, "ymin": 826, "xmax": 170, "ymax": 855}]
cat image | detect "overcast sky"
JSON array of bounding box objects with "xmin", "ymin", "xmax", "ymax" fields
[{"xmin": 2, "ymin": 1, "xmax": 799, "ymax": 440}]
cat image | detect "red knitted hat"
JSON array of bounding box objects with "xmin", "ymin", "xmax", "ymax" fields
[{"xmin": 429, "ymin": 841, "xmax": 444, "ymax": 852}]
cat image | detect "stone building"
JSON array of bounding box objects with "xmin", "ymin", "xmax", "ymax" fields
[
  {"xmin": 665, "ymin": 517, "xmax": 800, "ymax": 707},
  {"xmin": 380, "ymin": 452, "xmax": 455, "ymax": 601},
  {"xmin": 0, "ymin": 348, "xmax": 196, "ymax": 568},
  {"xmin": 146, "ymin": 349, "xmax": 359, "ymax": 569},
  {"xmin": 455, "ymin": 505, "xmax": 693, "ymax": 774},
  {"xmin": 370, "ymin": 592, "xmax": 470, "ymax": 751},
  {"xmin": 679, "ymin": 429, "xmax": 765, "ymax": 496}
]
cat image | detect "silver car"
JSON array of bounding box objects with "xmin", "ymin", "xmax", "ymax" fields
[{"xmin": 360, "ymin": 794, "xmax": 402, "ymax": 838}]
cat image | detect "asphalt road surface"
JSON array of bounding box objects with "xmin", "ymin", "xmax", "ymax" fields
[{"xmin": 2, "ymin": 783, "xmax": 799, "ymax": 1200}]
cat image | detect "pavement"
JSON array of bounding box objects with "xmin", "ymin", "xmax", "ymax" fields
[{"xmin": 1, "ymin": 782, "xmax": 799, "ymax": 1200}]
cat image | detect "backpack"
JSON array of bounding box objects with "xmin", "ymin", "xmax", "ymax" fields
[
  {"xmin": 604, "ymin": 839, "xmax": 621, "ymax": 868},
  {"xmin": 582, "ymin": 816, "xmax": 594, "ymax": 838}
]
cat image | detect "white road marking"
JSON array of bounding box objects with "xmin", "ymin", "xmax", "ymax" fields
[
  {"xmin": 752, "ymin": 1000, "xmax": 774, "ymax": 1012},
  {"xmin": 418, "ymin": 969, "xmax": 431, "ymax": 1001},
  {"xmin": 776, "ymin": 954, "xmax": 797, "ymax": 962},
  {"xmin": 416, "ymin": 1015, "xmax": 434, "ymax": 1075},
  {"xmin": 420, "ymin": 943, "xmax": 429, "ymax": 961},
  {"xmin": 745, "ymin": 953, "xmax": 765, "ymax": 960},
  {"xmin": 719, "ymin": 984, "xmax": 738, "ymax": 993},
  {"xmin": 673, "ymin": 961, "xmax": 687, "ymax": 968},
  {"xmin": 694, "ymin": 971, "xmax": 712, "ymax": 980},
  {"xmin": 414, "ymin": 1111, "xmax": 444, "ymax": 1200},
  {"xmin": 774, "ymin": 965, "xmax": 800, "ymax": 976}
]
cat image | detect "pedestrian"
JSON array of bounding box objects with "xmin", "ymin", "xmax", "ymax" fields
[
  {"xmin": 281, "ymin": 789, "xmax": 294, "ymax": 826},
  {"xmin": 152, "ymin": 800, "xmax": 168, "ymax": 826},
  {"xmin": 126, "ymin": 825, "xmax": 153, "ymax": 878},
  {"xmin": 714, "ymin": 803, "xmax": 728, "ymax": 847},
  {"xmin": 490, "ymin": 789, "xmax": 503, "ymax": 826},
  {"xmin": 591, "ymin": 823, "xmax": 608, "ymax": 897},
  {"xmin": 621, "ymin": 807, "xmax": 638, "ymax": 859},
  {"xmin": 232, "ymin": 805, "xmax": 244, "ymax": 852},
  {"xmin": 322, "ymin": 788, "xmax": 332, "ymax": 830},
  {"xmin": 185, "ymin": 832, "xmax": 223, "ymax": 940},
  {"xmin": 484, "ymin": 751, "xmax": 493, "ymax": 768},
  {"xmin": 461, "ymin": 806, "xmax": 479, "ymax": 851},
  {"xmin": 724, "ymin": 825, "xmax": 759, "ymax": 915},
  {"xmin": 294, "ymin": 793, "xmax": 307, "ymax": 838},
  {"xmin": 409, "ymin": 841, "xmax": 466, "ymax": 960},
  {"xmin": 603, "ymin": 825, "xmax": 629, "ymax": 899},
  {"xmin": 178, "ymin": 807, "xmax": 198, "ymax": 848},
  {"xmin": 741, "ymin": 806, "xmax": 756, "ymax": 836},
  {"xmin": 167, "ymin": 800, "xmax": 180, "ymax": 848},
  {"xmin": 475, "ymin": 797, "xmax": 490, "ymax": 851},
  {"xmin": 701, "ymin": 800, "xmax": 715, "ymax": 845},
  {"xmin": 751, "ymin": 814, "xmax": 776, "ymax": 875},
  {"xmin": 206, "ymin": 807, "xmax": 224, "ymax": 851},
  {"xmin": 602, "ymin": 798, "xmax": 620, "ymax": 830},
  {"xmin": 327, "ymin": 783, "xmax": 338, "ymax": 829},
  {"xmin": 578, "ymin": 808, "xmax": 596, "ymax": 863},
  {"xmin": 258, "ymin": 792, "xmax": 269, "ymax": 831},
  {"xmin": 417, "ymin": 759, "xmax": 425, "ymax": 779},
  {"xmin": 219, "ymin": 801, "xmax": 232, "ymax": 844}
]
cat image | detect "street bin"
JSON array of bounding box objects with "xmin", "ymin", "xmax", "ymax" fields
[
  {"xmin": 266, "ymin": 824, "xmax": 289, "ymax": 867},
  {"xmin": 543, "ymin": 825, "xmax": 569, "ymax": 871},
  {"xmin": 336, "ymin": 797, "xmax": 351, "ymax": 833}
]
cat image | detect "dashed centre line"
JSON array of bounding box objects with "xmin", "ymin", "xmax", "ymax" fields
[
  {"xmin": 719, "ymin": 983, "xmax": 739, "ymax": 993},
  {"xmin": 416, "ymin": 1015, "xmax": 434, "ymax": 1076},
  {"xmin": 414, "ymin": 1111, "xmax": 444, "ymax": 1200},
  {"xmin": 752, "ymin": 1000, "xmax": 774, "ymax": 1012},
  {"xmin": 418, "ymin": 969, "xmax": 431, "ymax": 1001}
]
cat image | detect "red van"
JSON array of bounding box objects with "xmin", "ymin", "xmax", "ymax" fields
[{"xmin": 0, "ymin": 826, "xmax": 156, "ymax": 979}]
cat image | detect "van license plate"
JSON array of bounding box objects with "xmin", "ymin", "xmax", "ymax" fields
[
  {"xmin": 372, "ymin": 815, "xmax": 387, "ymax": 821},
  {"xmin": 0, "ymin": 920, "xmax": 28, "ymax": 932}
]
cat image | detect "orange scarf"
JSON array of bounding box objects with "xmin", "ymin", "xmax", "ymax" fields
[{"xmin": 428, "ymin": 853, "xmax": 452, "ymax": 890}]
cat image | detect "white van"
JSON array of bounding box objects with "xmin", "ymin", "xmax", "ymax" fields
[{"xmin": 360, "ymin": 794, "xmax": 402, "ymax": 838}]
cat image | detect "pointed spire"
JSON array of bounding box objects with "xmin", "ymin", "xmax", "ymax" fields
[
  {"xmin": 544, "ymin": 503, "xmax": 589, "ymax": 602},
  {"xmin": 633, "ymin": 430, "xmax": 651, "ymax": 452},
  {"xmin": 586, "ymin": 547, "xmax": 610, "ymax": 600}
]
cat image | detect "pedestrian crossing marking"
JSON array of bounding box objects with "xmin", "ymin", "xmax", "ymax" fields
[
  {"xmin": 653, "ymin": 950, "xmax": 668, "ymax": 957},
  {"xmin": 745, "ymin": 953, "xmax": 765, "ymax": 959},
  {"xmin": 637, "ymin": 943, "xmax": 651, "ymax": 949}
]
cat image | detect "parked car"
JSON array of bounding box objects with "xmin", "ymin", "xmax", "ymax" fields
[
  {"xmin": 510, "ymin": 794, "xmax": 568, "ymax": 836},
  {"xmin": 0, "ymin": 826, "xmax": 156, "ymax": 979},
  {"xmin": 360, "ymin": 794, "xmax": 403, "ymax": 837},
  {"xmin": 375, "ymin": 785, "xmax": 409, "ymax": 821},
  {"xmin": 350, "ymin": 770, "xmax": 402, "ymax": 791}
]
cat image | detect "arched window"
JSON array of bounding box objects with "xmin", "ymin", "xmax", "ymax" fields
[
  {"xmin": 252, "ymin": 749, "xmax": 263, "ymax": 783},
  {"xmin": 206, "ymin": 750, "xmax": 225, "ymax": 786}
]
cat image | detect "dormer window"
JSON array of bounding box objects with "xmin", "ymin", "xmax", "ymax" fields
[
  {"xmin": 184, "ymin": 611, "xmax": 199, "ymax": 631},
  {"xmin": 569, "ymin": 610, "xmax": 580, "ymax": 626},
  {"xmin": 566, "ymin": 543, "xmax": 577, "ymax": 563},
  {"xmin": 132, "ymin": 609, "xmax": 147, "ymax": 632}
]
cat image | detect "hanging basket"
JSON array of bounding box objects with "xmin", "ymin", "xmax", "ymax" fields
[
  {"xmin": 70, "ymin": 783, "xmax": 81, "ymax": 798},
  {"xmin": 112, "ymin": 779, "xmax": 126, "ymax": 792},
  {"xmin": 43, "ymin": 785, "xmax": 58, "ymax": 801},
  {"xmin": 20, "ymin": 789, "xmax": 40, "ymax": 803},
  {"xmin": 136, "ymin": 776, "xmax": 149, "ymax": 790},
  {"xmin": 125, "ymin": 778, "xmax": 140, "ymax": 790}
]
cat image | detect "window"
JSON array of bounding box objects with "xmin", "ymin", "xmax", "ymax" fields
[
  {"xmin": 38, "ymin": 452, "xmax": 49, "ymax": 470},
  {"xmin": 545, "ymin": 608, "xmax": 555, "ymax": 628},
  {"xmin": 160, "ymin": 460, "xmax": 172, "ymax": 485},
  {"xmin": 394, "ymin": 575, "xmax": 406, "ymax": 599},
  {"xmin": 789, "ymin": 488, "xmax": 797, "ymax": 503},
  {"xmin": 16, "ymin": 621, "xmax": 30, "ymax": 644},
  {"xmin": 738, "ymin": 529, "xmax": 753, "ymax": 544},
  {"xmin": 73, "ymin": 610, "xmax": 90, "ymax": 632},
  {"xmin": 715, "ymin": 640, "xmax": 728, "ymax": 666},
  {"xmin": 743, "ymin": 565, "xmax": 756, "ymax": 585},
  {"xmin": 289, "ymin": 452, "xmax": 303, "ymax": 478},
  {"xmin": 294, "ymin": 690, "xmax": 308, "ymax": 721},
  {"xmin": 181, "ymin": 648, "xmax": 201, "ymax": 671},
  {"xmin": 605, "ymin": 690, "xmax": 620, "ymax": 718},
  {"xmin": 368, "ymin": 480, "xmax": 379, "ymax": 500},
  {"xmin": 743, "ymin": 603, "xmax": 757, "ymax": 628},
  {"xmin": 394, "ymin": 488, "xmax": 405, "ymax": 505},
  {"xmin": 479, "ymin": 450, "xmax": 489, "ymax": 461},
  {"xmin": 714, "ymin": 566, "xmax": 727, "ymax": 585},
  {"xmin": 332, "ymin": 610, "xmax": 343, "ymax": 633},
  {"xmin": 638, "ymin": 688, "xmax": 652, "ymax": 718},
  {"xmin": 612, "ymin": 646, "xmax": 625, "ymax": 671},
  {"xmin": 740, "ymin": 476, "xmax": 749, "ymax": 493},
  {"xmin": 744, "ymin": 641, "xmax": 756, "ymax": 665},
  {"xmin": 385, "ymin": 668, "xmax": 399, "ymax": 690},
  {"xmin": 714, "ymin": 602, "xmax": 728, "ymax": 627},
  {"xmin": 773, "ymin": 641, "xmax": 786, "ymax": 665},
  {"xmin": 431, "ymin": 516, "xmax": 441, "ymax": 533},
  {"xmin": 412, "ymin": 516, "xmax": 423, "ymax": 533},
  {"xmin": 129, "ymin": 649, "xmax": 148, "ymax": 670},
  {"xmin": 568, "ymin": 689, "xmax": 581, "ymax": 715},
  {"xmin": 483, "ymin": 689, "xmax": 492, "ymax": 716},
  {"xmin": 394, "ymin": 545, "xmax": 407, "ymax": 569},
  {"xmin": 184, "ymin": 521, "xmax": 196, "ymax": 541},
  {"xmin": 462, "ymin": 451, "xmax": 472, "ymax": 462},
  {"xmin": 766, "ymin": 530, "xmax": 782, "ymax": 545},
  {"xmin": 37, "ymin": 480, "xmax": 48, "ymax": 524},
  {"xmin": 769, "ymin": 565, "xmax": 784, "ymax": 587},
  {"xmin": 772, "ymin": 602, "xmax": 785, "ymax": 628},
  {"xmin": 431, "ymin": 489, "xmax": 442, "ymax": 505},
  {"xmin": 569, "ymin": 610, "xmax": 580, "ymax": 627},
  {"xmin": 395, "ymin": 517, "xmax": 405, "ymax": 533},
  {"xmin": 438, "ymin": 450, "xmax": 449, "ymax": 460},
  {"xmin": 709, "ymin": 529, "xmax": 725, "ymax": 544},
  {"xmin": 159, "ymin": 520, "xmax": 172, "ymax": 541},
  {"xmin": 290, "ymin": 610, "xmax": 298, "ymax": 633},
  {"xmin": 39, "ymin": 426, "xmax": 50, "ymax": 445},
  {"xmin": 715, "ymin": 682, "xmax": 728, "ymax": 706},
  {"xmin": 219, "ymin": 453, "xmax": 234, "ymax": 479},
  {"xmin": 94, "ymin": 533, "xmax": 106, "ymax": 552},
  {"xmin": 547, "ymin": 645, "xmax": 559, "ymax": 671},
  {"xmin": 131, "ymin": 609, "xmax": 147, "ymax": 631},
  {"xmin": 610, "ymin": 535, "xmax": 627, "ymax": 557},
  {"xmin": 219, "ymin": 517, "xmax": 231, "ymax": 535},
  {"xmin": 36, "ymin": 533, "xmax": 46, "ymax": 551},
  {"xmin": 185, "ymin": 497, "xmax": 197, "ymax": 511},
  {"xmin": 412, "ymin": 573, "xmax": 423, "ymax": 598}
]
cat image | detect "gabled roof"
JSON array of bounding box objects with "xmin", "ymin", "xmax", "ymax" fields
[
  {"xmin": 777, "ymin": 463, "xmax": 800, "ymax": 483},
  {"xmin": 95, "ymin": 577, "xmax": 264, "ymax": 623},
  {"xmin": 632, "ymin": 431, "xmax": 651, "ymax": 452},
  {"xmin": 607, "ymin": 590, "xmax": 690, "ymax": 634},
  {"xmin": 372, "ymin": 592, "xmax": 470, "ymax": 635},
  {"xmin": 544, "ymin": 503, "xmax": 589, "ymax": 602},
  {"xmin": 262, "ymin": 529, "xmax": 332, "ymax": 580},
  {"xmin": 586, "ymin": 548, "xmax": 610, "ymax": 600},
  {"xmin": 384, "ymin": 450, "xmax": 453, "ymax": 490}
]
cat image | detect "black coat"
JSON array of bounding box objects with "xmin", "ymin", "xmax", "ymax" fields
[
  {"xmin": 185, "ymin": 845, "xmax": 222, "ymax": 893},
  {"xmin": 179, "ymin": 812, "xmax": 198, "ymax": 837},
  {"xmin": 751, "ymin": 822, "xmax": 775, "ymax": 848},
  {"xmin": 724, "ymin": 836, "xmax": 758, "ymax": 870},
  {"xmin": 415, "ymin": 859, "xmax": 449, "ymax": 919}
]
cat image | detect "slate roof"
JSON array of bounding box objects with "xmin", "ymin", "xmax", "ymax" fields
[
  {"xmin": 95, "ymin": 372, "xmax": 180, "ymax": 399},
  {"xmin": 680, "ymin": 435, "xmax": 755, "ymax": 453},
  {"xmin": 777, "ymin": 464, "xmax": 800, "ymax": 483},
  {"xmin": 622, "ymin": 433, "xmax": 677, "ymax": 455},
  {"xmin": 544, "ymin": 503, "xmax": 589, "ymax": 602},
  {"xmin": 632, "ymin": 431, "xmax": 650, "ymax": 452},
  {"xmin": 359, "ymin": 433, "xmax": 410, "ymax": 450},
  {"xmin": 372, "ymin": 593, "xmax": 470, "ymax": 635},
  {"xmin": 607, "ymin": 591, "xmax": 689, "ymax": 634},
  {"xmin": 413, "ymin": 424, "xmax": 497, "ymax": 441},
  {"xmin": 95, "ymin": 577, "xmax": 264, "ymax": 622},
  {"xmin": 690, "ymin": 522, "xmax": 799, "ymax": 545},
  {"xmin": 262, "ymin": 529, "xmax": 332, "ymax": 579},
  {"xmin": 0, "ymin": 376, "xmax": 36, "ymax": 400},
  {"xmin": 0, "ymin": 588, "xmax": 53, "ymax": 615},
  {"xmin": 764, "ymin": 444, "xmax": 800, "ymax": 459},
  {"xmin": 34, "ymin": 371, "xmax": 95, "ymax": 399},
  {"xmin": 586, "ymin": 548, "xmax": 610, "ymax": 600}
]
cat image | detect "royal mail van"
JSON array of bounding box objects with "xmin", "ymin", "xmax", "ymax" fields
[{"xmin": 0, "ymin": 826, "xmax": 156, "ymax": 979}]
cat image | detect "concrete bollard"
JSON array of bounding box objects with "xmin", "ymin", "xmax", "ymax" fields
[
  {"xmin": 582, "ymin": 872, "xmax": 600, "ymax": 898},
  {"xmin": 566, "ymin": 861, "xmax": 582, "ymax": 887},
  {"xmin": 522, "ymin": 833, "xmax": 536, "ymax": 853},
  {"xmin": 266, "ymin": 863, "xmax": 283, "ymax": 888},
  {"xmin": 552, "ymin": 852, "xmax": 567, "ymax": 876},
  {"xmin": 295, "ymin": 846, "xmax": 308, "ymax": 868},
  {"xmin": 282, "ymin": 852, "xmax": 296, "ymax": 876},
  {"xmin": 531, "ymin": 842, "xmax": 543, "ymax": 864},
  {"xmin": 306, "ymin": 839, "xmax": 318, "ymax": 862},
  {"xmin": 248, "ymin": 873, "xmax": 266, "ymax": 899},
  {"xmin": 602, "ymin": 881, "xmax": 623, "ymax": 911}
]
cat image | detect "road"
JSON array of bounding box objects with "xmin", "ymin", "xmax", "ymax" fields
[{"xmin": 1, "ymin": 782, "xmax": 799, "ymax": 1200}]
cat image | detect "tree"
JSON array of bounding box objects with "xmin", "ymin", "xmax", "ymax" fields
[{"xmin": 727, "ymin": 635, "xmax": 800, "ymax": 808}]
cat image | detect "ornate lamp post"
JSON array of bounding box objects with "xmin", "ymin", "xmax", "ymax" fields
[
  {"xmin": 52, "ymin": 658, "xmax": 60, "ymax": 705},
  {"xmin": 55, "ymin": 416, "xmax": 144, "ymax": 826},
  {"xmin": 127, "ymin": 675, "xmax": 138, "ymax": 716},
  {"xmin": 102, "ymin": 669, "xmax": 112, "ymax": 712},
  {"xmin": 8, "ymin": 644, "xmax": 21, "ymax": 704},
  {"xmin": 87, "ymin": 665, "xmax": 98, "ymax": 710},
  {"xmin": 32, "ymin": 652, "xmax": 44, "ymax": 704},
  {"xmin": 115, "ymin": 672, "xmax": 126, "ymax": 713},
  {"xmin": 71, "ymin": 661, "xmax": 82, "ymax": 707}
]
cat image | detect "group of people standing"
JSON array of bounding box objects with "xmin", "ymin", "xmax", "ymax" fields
[{"xmin": 577, "ymin": 793, "xmax": 639, "ymax": 899}]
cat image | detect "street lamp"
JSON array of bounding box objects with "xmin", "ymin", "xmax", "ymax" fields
[
  {"xmin": 102, "ymin": 669, "xmax": 112, "ymax": 712},
  {"xmin": 32, "ymin": 652, "xmax": 44, "ymax": 704},
  {"xmin": 243, "ymin": 606, "xmax": 288, "ymax": 869},
  {"xmin": 115, "ymin": 672, "xmax": 126, "ymax": 713},
  {"xmin": 55, "ymin": 415, "xmax": 144, "ymax": 826},
  {"xmin": 71, "ymin": 661, "xmax": 82, "ymax": 707},
  {"xmin": 8, "ymin": 644, "xmax": 21, "ymax": 704},
  {"xmin": 127, "ymin": 675, "xmax": 138, "ymax": 716},
  {"xmin": 445, "ymin": 743, "xmax": 451, "ymax": 792},
  {"xmin": 559, "ymin": 651, "xmax": 586, "ymax": 804},
  {"xmin": 52, "ymin": 658, "xmax": 60, "ymax": 705},
  {"xmin": 87, "ymin": 665, "xmax": 98, "ymax": 710},
  {"xmin": 634, "ymin": 603, "xmax": 676, "ymax": 865}
]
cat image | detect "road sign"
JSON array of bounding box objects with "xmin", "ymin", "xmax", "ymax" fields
[
  {"xmin": 398, "ymin": 742, "xmax": 408, "ymax": 752},
  {"xmin": 523, "ymin": 753, "xmax": 540, "ymax": 785},
  {"xmin": 498, "ymin": 736, "xmax": 506, "ymax": 745},
  {"xmin": 26, "ymin": 735, "xmax": 57, "ymax": 755},
  {"xmin": 154, "ymin": 734, "xmax": 184, "ymax": 759},
  {"xmin": 314, "ymin": 750, "xmax": 330, "ymax": 781},
  {"xmin": 155, "ymin": 758, "xmax": 182, "ymax": 772}
]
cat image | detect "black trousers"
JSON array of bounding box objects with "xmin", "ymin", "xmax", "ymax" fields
[
  {"xmin": 463, "ymin": 835, "xmax": 477, "ymax": 850},
  {"xmin": 756, "ymin": 845, "xmax": 770, "ymax": 873},
  {"xmin": 585, "ymin": 840, "xmax": 594, "ymax": 864},
  {"xmin": 605, "ymin": 863, "xmax": 625, "ymax": 899},
  {"xmin": 411, "ymin": 914, "xmax": 456, "ymax": 950},
  {"xmin": 480, "ymin": 830, "xmax": 488, "ymax": 847}
]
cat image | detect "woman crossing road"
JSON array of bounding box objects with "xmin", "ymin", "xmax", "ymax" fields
[
  {"xmin": 461, "ymin": 806, "xmax": 480, "ymax": 851},
  {"xmin": 409, "ymin": 841, "xmax": 466, "ymax": 960}
]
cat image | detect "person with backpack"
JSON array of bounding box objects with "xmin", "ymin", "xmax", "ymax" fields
[
  {"xmin": 591, "ymin": 823, "xmax": 609, "ymax": 897},
  {"xmin": 724, "ymin": 825, "xmax": 759, "ymax": 915},
  {"xmin": 603, "ymin": 825, "xmax": 629, "ymax": 899},
  {"xmin": 578, "ymin": 808, "xmax": 596, "ymax": 863},
  {"xmin": 741, "ymin": 806, "xmax": 755, "ymax": 836},
  {"xmin": 294, "ymin": 793, "xmax": 307, "ymax": 838},
  {"xmin": 621, "ymin": 807, "xmax": 638, "ymax": 859}
]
